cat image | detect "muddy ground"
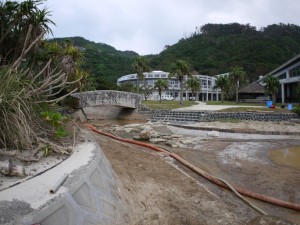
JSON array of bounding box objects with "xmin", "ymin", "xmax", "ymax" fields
[{"xmin": 88, "ymin": 120, "xmax": 300, "ymax": 225}]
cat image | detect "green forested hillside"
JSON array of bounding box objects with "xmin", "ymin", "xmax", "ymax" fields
[
  {"xmin": 49, "ymin": 36, "xmax": 138, "ymax": 89},
  {"xmin": 150, "ymin": 23, "xmax": 300, "ymax": 82},
  {"xmin": 50, "ymin": 23, "xmax": 300, "ymax": 89}
]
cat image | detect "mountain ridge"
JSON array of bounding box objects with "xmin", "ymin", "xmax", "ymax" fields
[{"xmin": 50, "ymin": 23, "xmax": 300, "ymax": 89}]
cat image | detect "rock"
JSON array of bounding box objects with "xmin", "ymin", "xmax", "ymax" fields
[
  {"xmin": 139, "ymin": 128, "xmax": 152, "ymax": 140},
  {"xmin": 133, "ymin": 136, "xmax": 140, "ymax": 140},
  {"xmin": 170, "ymin": 134, "xmax": 183, "ymax": 138},
  {"xmin": 165, "ymin": 141, "xmax": 179, "ymax": 148},
  {"xmin": 161, "ymin": 135, "xmax": 172, "ymax": 140},
  {"xmin": 140, "ymin": 125, "xmax": 151, "ymax": 130},
  {"xmin": 123, "ymin": 123, "xmax": 142, "ymax": 128},
  {"xmin": 150, "ymin": 131, "xmax": 160, "ymax": 138},
  {"xmin": 180, "ymin": 139, "xmax": 193, "ymax": 144},
  {"xmin": 207, "ymin": 131, "xmax": 219, "ymax": 137},
  {"xmin": 123, "ymin": 128, "xmax": 133, "ymax": 133},
  {"xmin": 149, "ymin": 138, "xmax": 167, "ymax": 143}
]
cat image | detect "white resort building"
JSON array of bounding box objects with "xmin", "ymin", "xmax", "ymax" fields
[
  {"xmin": 259, "ymin": 53, "xmax": 300, "ymax": 103},
  {"xmin": 117, "ymin": 71, "xmax": 226, "ymax": 101}
]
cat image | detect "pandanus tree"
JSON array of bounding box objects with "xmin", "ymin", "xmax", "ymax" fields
[
  {"xmin": 186, "ymin": 76, "xmax": 201, "ymax": 101},
  {"xmin": 0, "ymin": 0, "xmax": 55, "ymax": 66},
  {"xmin": 0, "ymin": 0, "xmax": 82, "ymax": 153},
  {"xmin": 170, "ymin": 60, "xmax": 191, "ymax": 105}
]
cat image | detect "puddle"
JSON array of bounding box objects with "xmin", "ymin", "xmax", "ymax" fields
[{"xmin": 269, "ymin": 146, "xmax": 300, "ymax": 170}]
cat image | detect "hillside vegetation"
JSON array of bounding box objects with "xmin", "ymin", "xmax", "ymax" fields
[
  {"xmin": 50, "ymin": 23, "xmax": 300, "ymax": 89},
  {"xmin": 151, "ymin": 23, "xmax": 300, "ymax": 81},
  {"xmin": 50, "ymin": 36, "xmax": 138, "ymax": 89}
]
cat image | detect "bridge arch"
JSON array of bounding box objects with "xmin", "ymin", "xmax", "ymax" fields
[
  {"xmin": 71, "ymin": 90, "xmax": 143, "ymax": 120},
  {"xmin": 71, "ymin": 90, "xmax": 142, "ymax": 109}
]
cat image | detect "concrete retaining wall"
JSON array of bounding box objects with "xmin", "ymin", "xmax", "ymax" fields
[
  {"xmin": 138, "ymin": 109, "xmax": 298, "ymax": 123},
  {"xmin": 0, "ymin": 142, "xmax": 129, "ymax": 225}
]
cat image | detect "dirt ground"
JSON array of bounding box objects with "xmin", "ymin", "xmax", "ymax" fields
[{"xmin": 89, "ymin": 120, "xmax": 300, "ymax": 225}]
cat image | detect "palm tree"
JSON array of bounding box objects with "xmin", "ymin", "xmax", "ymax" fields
[
  {"xmin": 170, "ymin": 60, "xmax": 191, "ymax": 105},
  {"xmin": 214, "ymin": 75, "xmax": 230, "ymax": 102},
  {"xmin": 230, "ymin": 66, "xmax": 246, "ymax": 103},
  {"xmin": 186, "ymin": 76, "xmax": 201, "ymax": 100},
  {"xmin": 131, "ymin": 56, "xmax": 150, "ymax": 91},
  {"xmin": 155, "ymin": 79, "xmax": 168, "ymax": 102},
  {"xmin": 264, "ymin": 75, "xmax": 280, "ymax": 103}
]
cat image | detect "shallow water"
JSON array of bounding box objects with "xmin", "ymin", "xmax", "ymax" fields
[{"xmin": 269, "ymin": 146, "xmax": 300, "ymax": 170}]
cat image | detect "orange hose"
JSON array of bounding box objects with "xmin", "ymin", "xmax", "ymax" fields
[{"xmin": 86, "ymin": 124, "xmax": 300, "ymax": 212}]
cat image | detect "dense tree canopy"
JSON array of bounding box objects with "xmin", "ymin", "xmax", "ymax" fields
[
  {"xmin": 152, "ymin": 23, "xmax": 300, "ymax": 82},
  {"xmin": 49, "ymin": 23, "xmax": 300, "ymax": 91}
]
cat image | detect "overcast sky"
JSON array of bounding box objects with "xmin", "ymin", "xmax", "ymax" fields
[{"xmin": 45, "ymin": 0, "xmax": 299, "ymax": 55}]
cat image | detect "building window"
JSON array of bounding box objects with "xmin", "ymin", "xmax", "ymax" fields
[
  {"xmin": 277, "ymin": 73, "xmax": 286, "ymax": 79},
  {"xmin": 148, "ymin": 74, "xmax": 153, "ymax": 78},
  {"xmin": 289, "ymin": 65, "xmax": 300, "ymax": 78},
  {"xmin": 161, "ymin": 74, "xmax": 167, "ymax": 78},
  {"xmin": 154, "ymin": 74, "xmax": 160, "ymax": 78}
]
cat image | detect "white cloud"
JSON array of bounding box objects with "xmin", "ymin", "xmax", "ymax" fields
[{"xmin": 45, "ymin": 0, "xmax": 300, "ymax": 55}]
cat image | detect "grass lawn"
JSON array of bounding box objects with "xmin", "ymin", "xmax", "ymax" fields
[
  {"xmin": 207, "ymin": 101, "xmax": 295, "ymax": 113},
  {"xmin": 206, "ymin": 101, "xmax": 266, "ymax": 106},
  {"xmin": 142, "ymin": 100, "xmax": 197, "ymax": 110},
  {"xmin": 219, "ymin": 107, "xmax": 293, "ymax": 113}
]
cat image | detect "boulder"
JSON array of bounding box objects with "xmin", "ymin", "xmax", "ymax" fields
[
  {"xmin": 149, "ymin": 138, "xmax": 167, "ymax": 144},
  {"xmin": 139, "ymin": 128, "xmax": 153, "ymax": 140},
  {"xmin": 165, "ymin": 141, "xmax": 179, "ymax": 148},
  {"xmin": 207, "ymin": 131, "xmax": 219, "ymax": 137}
]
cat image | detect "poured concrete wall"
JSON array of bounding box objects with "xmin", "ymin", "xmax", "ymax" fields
[
  {"xmin": 0, "ymin": 142, "xmax": 130, "ymax": 225},
  {"xmin": 72, "ymin": 90, "xmax": 142, "ymax": 109},
  {"xmin": 83, "ymin": 106, "xmax": 124, "ymax": 120}
]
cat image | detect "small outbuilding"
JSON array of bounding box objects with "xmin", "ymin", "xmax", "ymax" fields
[{"xmin": 238, "ymin": 82, "xmax": 267, "ymax": 102}]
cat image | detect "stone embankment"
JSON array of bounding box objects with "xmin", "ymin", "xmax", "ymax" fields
[{"xmin": 138, "ymin": 109, "xmax": 298, "ymax": 123}]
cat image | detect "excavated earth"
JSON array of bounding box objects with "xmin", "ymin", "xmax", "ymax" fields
[{"xmin": 89, "ymin": 119, "xmax": 300, "ymax": 225}]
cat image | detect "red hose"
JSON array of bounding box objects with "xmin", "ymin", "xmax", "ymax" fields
[{"xmin": 86, "ymin": 124, "xmax": 300, "ymax": 212}]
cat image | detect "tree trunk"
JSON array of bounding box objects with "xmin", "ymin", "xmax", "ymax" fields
[
  {"xmin": 236, "ymin": 81, "xmax": 239, "ymax": 103},
  {"xmin": 180, "ymin": 81, "xmax": 183, "ymax": 105},
  {"xmin": 221, "ymin": 91, "xmax": 224, "ymax": 102},
  {"xmin": 0, "ymin": 160, "xmax": 25, "ymax": 177},
  {"xmin": 272, "ymin": 93, "xmax": 276, "ymax": 104}
]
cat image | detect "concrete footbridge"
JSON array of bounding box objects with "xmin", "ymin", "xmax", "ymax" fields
[
  {"xmin": 71, "ymin": 90, "xmax": 143, "ymax": 120},
  {"xmin": 71, "ymin": 90, "xmax": 142, "ymax": 109}
]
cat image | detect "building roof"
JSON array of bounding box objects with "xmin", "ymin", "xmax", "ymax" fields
[
  {"xmin": 267, "ymin": 54, "xmax": 300, "ymax": 76},
  {"xmin": 238, "ymin": 82, "xmax": 265, "ymax": 94}
]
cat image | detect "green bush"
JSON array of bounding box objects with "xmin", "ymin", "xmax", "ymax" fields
[
  {"xmin": 40, "ymin": 110, "xmax": 68, "ymax": 139},
  {"xmin": 292, "ymin": 106, "xmax": 300, "ymax": 115}
]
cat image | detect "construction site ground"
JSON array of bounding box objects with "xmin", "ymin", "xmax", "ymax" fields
[{"xmin": 89, "ymin": 119, "xmax": 300, "ymax": 225}]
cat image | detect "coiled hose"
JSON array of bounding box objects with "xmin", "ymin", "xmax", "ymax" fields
[{"xmin": 86, "ymin": 124, "xmax": 300, "ymax": 214}]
